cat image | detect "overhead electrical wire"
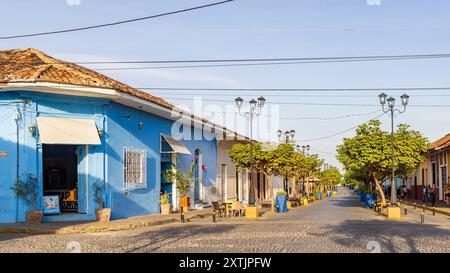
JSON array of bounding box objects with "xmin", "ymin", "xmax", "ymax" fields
[
  {"xmin": 139, "ymin": 86, "xmax": 450, "ymax": 92},
  {"xmin": 184, "ymin": 108, "xmax": 381, "ymax": 120},
  {"xmin": 296, "ymin": 112, "xmax": 386, "ymax": 142},
  {"xmin": 4, "ymin": 53, "xmax": 450, "ymax": 65},
  {"xmin": 162, "ymin": 97, "xmax": 450, "ymax": 107},
  {"xmin": 0, "ymin": 0, "xmax": 235, "ymax": 39},
  {"xmin": 92, "ymin": 55, "xmax": 450, "ymax": 70}
]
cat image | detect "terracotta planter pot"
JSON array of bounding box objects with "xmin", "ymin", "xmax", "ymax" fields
[
  {"xmin": 160, "ymin": 204, "xmax": 173, "ymax": 214},
  {"xmin": 179, "ymin": 196, "xmax": 190, "ymax": 211},
  {"xmin": 26, "ymin": 210, "xmax": 43, "ymax": 224},
  {"xmin": 95, "ymin": 208, "xmax": 111, "ymax": 222}
]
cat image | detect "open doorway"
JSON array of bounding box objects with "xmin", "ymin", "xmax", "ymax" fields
[{"xmin": 43, "ymin": 144, "xmax": 79, "ymax": 214}]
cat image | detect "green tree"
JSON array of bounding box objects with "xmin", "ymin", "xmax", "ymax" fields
[
  {"xmin": 228, "ymin": 142, "xmax": 323, "ymax": 208},
  {"xmin": 336, "ymin": 120, "xmax": 429, "ymax": 206},
  {"xmin": 319, "ymin": 167, "xmax": 341, "ymax": 191}
]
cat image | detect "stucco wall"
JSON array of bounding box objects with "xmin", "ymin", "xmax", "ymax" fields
[{"xmin": 0, "ymin": 91, "xmax": 220, "ymax": 223}]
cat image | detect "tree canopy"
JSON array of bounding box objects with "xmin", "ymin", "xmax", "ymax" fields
[
  {"xmin": 319, "ymin": 167, "xmax": 342, "ymax": 189},
  {"xmin": 336, "ymin": 119, "xmax": 429, "ymax": 205}
]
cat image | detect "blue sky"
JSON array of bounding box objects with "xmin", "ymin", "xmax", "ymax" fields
[{"xmin": 2, "ymin": 0, "xmax": 450, "ymax": 168}]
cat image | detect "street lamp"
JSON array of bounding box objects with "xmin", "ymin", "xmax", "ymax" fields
[
  {"xmin": 235, "ymin": 96, "xmax": 265, "ymax": 205},
  {"xmin": 277, "ymin": 129, "xmax": 296, "ymax": 192},
  {"xmin": 379, "ymin": 92, "xmax": 409, "ymax": 206},
  {"xmin": 277, "ymin": 129, "xmax": 295, "ymax": 143},
  {"xmin": 299, "ymin": 144, "xmax": 310, "ymax": 155}
]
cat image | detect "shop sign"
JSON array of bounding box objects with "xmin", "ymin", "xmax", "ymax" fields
[{"xmin": 43, "ymin": 195, "xmax": 61, "ymax": 215}]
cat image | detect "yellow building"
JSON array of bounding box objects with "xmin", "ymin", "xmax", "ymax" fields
[{"xmin": 414, "ymin": 134, "xmax": 450, "ymax": 201}]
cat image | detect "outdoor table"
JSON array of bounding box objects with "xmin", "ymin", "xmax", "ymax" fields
[{"xmin": 222, "ymin": 201, "xmax": 233, "ymax": 218}]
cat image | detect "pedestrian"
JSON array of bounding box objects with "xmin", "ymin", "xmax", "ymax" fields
[
  {"xmin": 427, "ymin": 185, "xmax": 431, "ymax": 205},
  {"xmin": 387, "ymin": 185, "xmax": 391, "ymax": 198},
  {"xmin": 401, "ymin": 185, "xmax": 407, "ymax": 200},
  {"xmin": 430, "ymin": 185, "xmax": 437, "ymax": 207},
  {"xmin": 445, "ymin": 185, "xmax": 450, "ymax": 206},
  {"xmin": 422, "ymin": 186, "xmax": 428, "ymax": 204}
]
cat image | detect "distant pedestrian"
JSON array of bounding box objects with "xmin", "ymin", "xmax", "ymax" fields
[
  {"xmin": 422, "ymin": 186, "xmax": 428, "ymax": 204},
  {"xmin": 430, "ymin": 185, "xmax": 437, "ymax": 207},
  {"xmin": 401, "ymin": 186, "xmax": 408, "ymax": 200},
  {"xmin": 445, "ymin": 185, "xmax": 450, "ymax": 206}
]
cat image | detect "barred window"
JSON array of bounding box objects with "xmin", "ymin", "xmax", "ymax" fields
[{"xmin": 124, "ymin": 147, "xmax": 147, "ymax": 190}]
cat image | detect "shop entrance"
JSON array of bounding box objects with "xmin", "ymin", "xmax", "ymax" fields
[{"xmin": 42, "ymin": 144, "xmax": 80, "ymax": 214}]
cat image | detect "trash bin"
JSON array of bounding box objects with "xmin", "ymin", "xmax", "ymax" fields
[
  {"xmin": 365, "ymin": 193, "xmax": 374, "ymax": 209},
  {"xmin": 275, "ymin": 194, "xmax": 288, "ymax": 213},
  {"xmin": 360, "ymin": 192, "xmax": 366, "ymax": 202}
]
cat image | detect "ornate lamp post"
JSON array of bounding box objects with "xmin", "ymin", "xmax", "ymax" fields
[
  {"xmin": 235, "ymin": 96, "xmax": 266, "ymax": 205},
  {"xmin": 277, "ymin": 129, "xmax": 296, "ymax": 192},
  {"xmin": 378, "ymin": 92, "xmax": 409, "ymax": 206},
  {"xmin": 277, "ymin": 129, "xmax": 296, "ymax": 143}
]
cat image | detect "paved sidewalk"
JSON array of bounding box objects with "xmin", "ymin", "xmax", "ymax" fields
[{"xmin": 0, "ymin": 208, "xmax": 213, "ymax": 235}]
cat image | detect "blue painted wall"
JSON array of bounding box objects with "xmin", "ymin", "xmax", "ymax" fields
[{"xmin": 0, "ymin": 91, "xmax": 218, "ymax": 223}]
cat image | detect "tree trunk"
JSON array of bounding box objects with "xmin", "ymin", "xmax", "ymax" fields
[
  {"xmin": 269, "ymin": 174, "xmax": 275, "ymax": 212},
  {"xmin": 372, "ymin": 173, "xmax": 386, "ymax": 207}
]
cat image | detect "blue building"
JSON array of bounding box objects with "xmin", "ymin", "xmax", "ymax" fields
[{"xmin": 0, "ymin": 48, "xmax": 238, "ymax": 223}]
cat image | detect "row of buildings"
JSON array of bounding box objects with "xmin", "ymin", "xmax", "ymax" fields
[
  {"xmin": 0, "ymin": 48, "xmax": 285, "ymax": 223},
  {"xmin": 408, "ymin": 134, "xmax": 450, "ymax": 202}
]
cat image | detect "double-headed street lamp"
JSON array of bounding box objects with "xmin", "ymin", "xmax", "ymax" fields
[
  {"xmin": 235, "ymin": 96, "xmax": 266, "ymax": 205},
  {"xmin": 378, "ymin": 92, "xmax": 409, "ymax": 206},
  {"xmin": 297, "ymin": 144, "xmax": 310, "ymax": 155}
]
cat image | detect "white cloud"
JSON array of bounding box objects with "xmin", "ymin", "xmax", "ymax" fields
[
  {"xmin": 66, "ymin": 0, "xmax": 81, "ymax": 6},
  {"xmin": 367, "ymin": 0, "xmax": 382, "ymax": 6}
]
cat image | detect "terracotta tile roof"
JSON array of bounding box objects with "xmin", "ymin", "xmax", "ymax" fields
[
  {"xmin": 429, "ymin": 133, "xmax": 450, "ymax": 150},
  {"xmin": 0, "ymin": 48, "xmax": 172, "ymax": 109},
  {"xmin": 0, "ymin": 48, "xmax": 246, "ymax": 139}
]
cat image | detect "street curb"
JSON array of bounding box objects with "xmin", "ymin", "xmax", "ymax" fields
[
  {"xmin": 0, "ymin": 210, "xmax": 212, "ymax": 235},
  {"xmin": 399, "ymin": 200, "xmax": 450, "ymax": 217}
]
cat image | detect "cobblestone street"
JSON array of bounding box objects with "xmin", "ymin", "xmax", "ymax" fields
[{"xmin": 0, "ymin": 188, "xmax": 449, "ymax": 253}]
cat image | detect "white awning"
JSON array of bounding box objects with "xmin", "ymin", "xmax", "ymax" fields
[
  {"xmin": 161, "ymin": 134, "xmax": 191, "ymax": 154},
  {"xmin": 36, "ymin": 117, "xmax": 101, "ymax": 145}
]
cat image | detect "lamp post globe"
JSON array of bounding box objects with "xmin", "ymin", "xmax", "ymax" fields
[{"xmin": 378, "ymin": 92, "xmax": 387, "ymax": 105}]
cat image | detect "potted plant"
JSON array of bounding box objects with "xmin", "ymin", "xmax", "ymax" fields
[
  {"xmin": 92, "ymin": 180, "xmax": 111, "ymax": 222},
  {"xmin": 162, "ymin": 160, "xmax": 195, "ymax": 212},
  {"xmin": 160, "ymin": 192, "xmax": 173, "ymax": 214},
  {"xmin": 11, "ymin": 173, "xmax": 42, "ymax": 224}
]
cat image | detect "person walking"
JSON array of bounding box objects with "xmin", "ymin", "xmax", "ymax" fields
[
  {"xmin": 430, "ymin": 185, "xmax": 437, "ymax": 207},
  {"xmin": 422, "ymin": 186, "xmax": 428, "ymax": 204}
]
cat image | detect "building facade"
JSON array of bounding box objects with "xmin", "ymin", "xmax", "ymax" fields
[
  {"xmin": 412, "ymin": 134, "xmax": 450, "ymax": 201},
  {"xmin": 0, "ymin": 48, "xmax": 238, "ymax": 223}
]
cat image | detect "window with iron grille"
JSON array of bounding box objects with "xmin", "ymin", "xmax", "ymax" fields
[{"xmin": 123, "ymin": 147, "xmax": 147, "ymax": 190}]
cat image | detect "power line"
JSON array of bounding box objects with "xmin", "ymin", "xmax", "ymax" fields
[
  {"xmin": 185, "ymin": 108, "xmax": 381, "ymax": 120},
  {"xmin": 149, "ymin": 92, "xmax": 450, "ymax": 98},
  {"xmin": 4, "ymin": 53, "xmax": 450, "ymax": 65},
  {"xmin": 92, "ymin": 55, "xmax": 450, "ymax": 70},
  {"xmin": 140, "ymin": 86, "xmax": 450, "ymax": 92},
  {"xmin": 162, "ymin": 97, "xmax": 450, "ymax": 107},
  {"xmin": 296, "ymin": 112, "xmax": 386, "ymax": 142},
  {"xmin": 0, "ymin": 0, "xmax": 235, "ymax": 40}
]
